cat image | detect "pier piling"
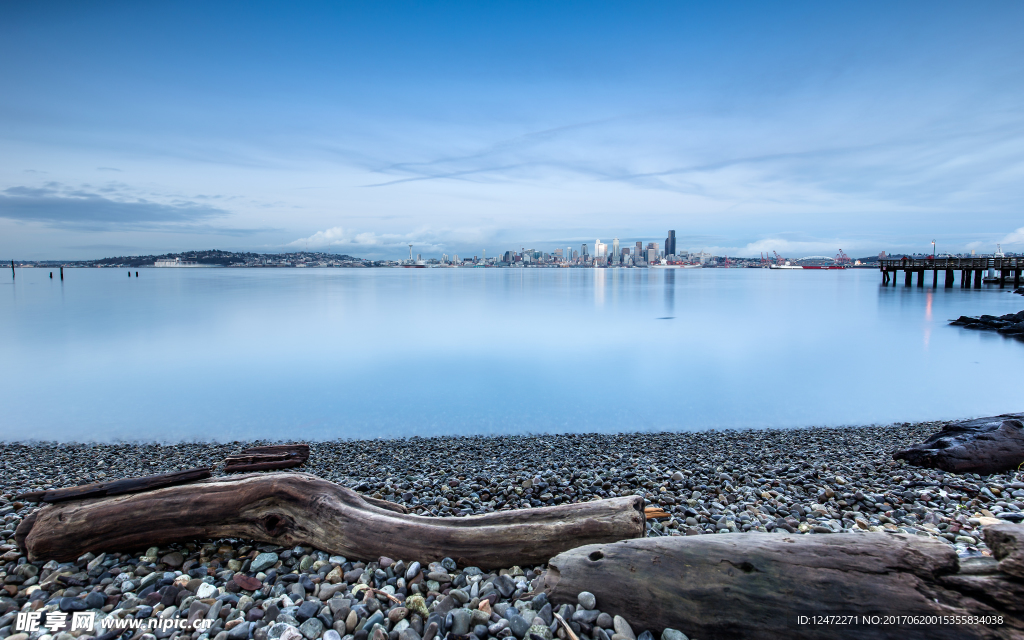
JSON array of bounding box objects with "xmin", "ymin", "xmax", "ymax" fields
[
  {"xmin": 9, "ymin": 260, "xmax": 13, "ymax": 279},
  {"xmin": 880, "ymin": 257, "xmax": 1024, "ymax": 291},
  {"xmin": 60, "ymin": 267, "xmax": 63, "ymax": 281}
]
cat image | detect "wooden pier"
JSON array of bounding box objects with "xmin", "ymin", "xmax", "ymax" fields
[{"xmin": 879, "ymin": 257, "xmax": 1024, "ymax": 288}]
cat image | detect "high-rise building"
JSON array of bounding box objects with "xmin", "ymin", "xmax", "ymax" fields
[
  {"xmin": 582, "ymin": 243, "xmax": 589, "ymax": 258},
  {"xmin": 635, "ymin": 241, "xmax": 643, "ymax": 258},
  {"xmin": 612, "ymin": 238, "xmax": 620, "ymax": 256},
  {"xmin": 665, "ymin": 230, "xmax": 676, "ymax": 257},
  {"xmin": 595, "ymin": 240, "xmax": 607, "ymax": 258}
]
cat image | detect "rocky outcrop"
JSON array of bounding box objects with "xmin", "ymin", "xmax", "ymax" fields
[
  {"xmin": 893, "ymin": 413, "xmax": 1024, "ymax": 475},
  {"xmin": 951, "ymin": 310, "xmax": 1024, "ymax": 336}
]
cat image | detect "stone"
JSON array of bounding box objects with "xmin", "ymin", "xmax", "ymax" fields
[
  {"xmin": 84, "ymin": 590, "xmax": 106, "ymax": 609},
  {"xmin": 576, "ymin": 592, "xmax": 596, "ymax": 611},
  {"xmin": 448, "ymin": 608, "xmax": 471, "ymax": 635},
  {"xmin": 58, "ymin": 597, "xmax": 88, "ymax": 612},
  {"xmin": 494, "ymin": 575, "xmax": 516, "ymax": 598},
  {"xmin": 251, "ymin": 553, "xmax": 279, "ymax": 573},
  {"xmin": 637, "ymin": 632, "xmax": 654, "ymax": 640},
  {"xmin": 612, "ymin": 616, "xmax": 635, "ymax": 640},
  {"xmin": 526, "ymin": 625, "xmax": 553, "ymax": 640},
  {"xmin": 161, "ymin": 552, "xmax": 185, "ymax": 568},
  {"xmin": 387, "ymin": 607, "xmax": 408, "ymax": 623},
  {"xmin": 571, "ymin": 609, "xmax": 600, "ymax": 624},
  {"xmin": 404, "ymin": 562, "xmax": 421, "ymax": 582},
  {"xmin": 323, "ymin": 632, "xmax": 342, "ymax": 640},
  {"xmin": 297, "ymin": 600, "xmax": 320, "ymax": 622},
  {"xmin": 268, "ymin": 623, "xmax": 299, "ymax": 640},
  {"xmin": 671, "ymin": 471, "xmax": 685, "ymax": 482},
  {"xmin": 228, "ymin": 622, "xmax": 253, "ymax": 640},
  {"xmin": 595, "ymin": 613, "xmax": 613, "ymax": 629},
  {"xmin": 196, "ymin": 582, "xmax": 219, "ymax": 599},
  {"xmin": 661, "ymin": 630, "xmax": 688, "ymax": 640},
  {"xmin": 398, "ymin": 629, "xmax": 420, "ymax": 640},
  {"xmin": 234, "ymin": 575, "xmax": 263, "ymax": 592},
  {"xmin": 508, "ymin": 614, "xmax": 531, "ymax": 638},
  {"xmin": 405, "ymin": 595, "xmax": 428, "ymax": 619},
  {"xmin": 299, "ymin": 618, "xmax": 323, "ymax": 640}
]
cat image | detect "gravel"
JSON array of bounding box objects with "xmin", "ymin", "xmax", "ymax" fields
[{"xmin": 0, "ymin": 420, "xmax": 1021, "ymax": 639}]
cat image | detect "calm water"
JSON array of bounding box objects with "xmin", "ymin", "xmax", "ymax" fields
[{"xmin": 2, "ymin": 267, "xmax": 1022, "ymax": 442}]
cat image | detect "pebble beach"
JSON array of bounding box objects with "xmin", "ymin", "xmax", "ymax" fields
[{"xmin": 1, "ymin": 421, "xmax": 1022, "ymax": 640}]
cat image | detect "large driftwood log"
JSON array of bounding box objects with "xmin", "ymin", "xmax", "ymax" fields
[
  {"xmin": 223, "ymin": 444, "xmax": 309, "ymax": 473},
  {"xmin": 542, "ymin": 531, "xmax": 1024, "ymax": 640},
  {"xmin": 893, "ymin": 413, "xmax": 1024, "ymax": 474},
  {"xmin": 14, "ymin": 467, "xmax": 212, "ymax": 503},
  {"xmin": 17, "ymin": 472, "xmax": 644, "ymax": 568}
]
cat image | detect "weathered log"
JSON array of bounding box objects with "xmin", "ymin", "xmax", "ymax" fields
[
  {"xmin": 14, "ymin": 467, "xmax": 212, "ymax": 503},
  {"xmin": 18, "ymin": 472, "xmax": 644, "ymax": 568},
  {"xmin": 986, "ymin": 522, "xmax": 1024, "ymax": 579},
  {"xmin": 542, "ymin": 532, "xmax": 1024, "ymax": 639},
  {"xmin": 893, "ymin": 413, "xmax": 1024, "ymax": 474},
  {"xmin": 223, "ymin": 444, "xmax": 309, "ymax": 472}
]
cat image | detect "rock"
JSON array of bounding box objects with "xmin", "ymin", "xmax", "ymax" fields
[
  {"xmin": 268, "ymin": 623, "xmax": 299, "ymax": 640},
  {"xmin": 637, "ymin": 632, "xmax": 654, "ymax": 640},
  {"xmin": 671, "ymin": 471, "xmax": 685, "ymax": 482},
  {"xmin": 161, "ymin": 552, "xmax": 185, "ymax": 568},
  {"xmin": 448, "ymin": 608, "xmax": 471, "ymax": 635},
  {"xmin": 398, "ymin": 630, "xmax": 421, "ymax": 640},
  {"xmin": 296, "ymin": 600, "xmax": 320, "ymax": 622},
  {"xmin": 251, "ymin": 553, "xmax": 279, "ymax": 573},
  {"xmin": 405, "ymin": 594, "xmax": 428, "ymax": 619},
  {"xmin": 612, "ymin": 615, "xmax": 635, "ymax": 640},
  {"xmin": 576, "ymin": 591, "xmax": 596, "ymax": 610},
  {"xmin": 661, "ymin": 631, "xmax": 688, "ymax": 640},
  {"xmin": 388, "ymin": 607, "xmax": 408, "ymax": 623},
  {"xmin": 494, "ymin": 574, "xmax": 516, "ymax": 597},
  {"xmin": 228, "ymin": 622, "xmax": 253, "ymax": 640},
  {"xmin": 323, "ymin": 632, "xmax": 342, "ymax": 640},
  {"xmin": 405, "ymin": 562, "xmax": 421, "ymax": 581},
  {"xmin": 508, "ymin": 614, "xmax": 531, "ymax": 638},
  {"xmin": 196, "ymin": 582, "xmax": 219, "ymax": 599},
  {"xmin": 298, "ymin": 618, "xmax": 323, "ymax": 640},
  {"xmin": 526, "ymin": 624, "xmax": 553, "ymax": 640},
  {"xmin": 233, "ymin": 574, "xmax": 263, "ymax": 591},
  {"xmin": 58, "ymin": 597, "xmax": 88, "ymax": 612},
  {"xmin": 572, "ymin": 609, "xmax": 600, "ymax": 624},
  {"xmin": 595, "ymin": 613, "xmax": 613, "ymax": 628},
  {"xmin": 84, "ymin": 590, "xmax": 106, "ymax": 609}
]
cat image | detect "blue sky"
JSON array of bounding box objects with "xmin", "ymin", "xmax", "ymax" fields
[{"xmin": 1, "ymin": 1, "xmax": 1023, "ymax": 260}]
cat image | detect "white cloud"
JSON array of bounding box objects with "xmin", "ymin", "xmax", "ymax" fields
[{"xmin": 998, "ymin": 226, "xmax": 1024, "ymax": 247}]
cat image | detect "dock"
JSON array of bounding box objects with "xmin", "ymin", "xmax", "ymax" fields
[{"xmin": 879, "ymin": 257, "xmax": 1024, "ymax": 288}]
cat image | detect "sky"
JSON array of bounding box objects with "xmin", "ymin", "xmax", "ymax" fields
[{"xmin": 1, "ymin": 1, "xmax": 1023, "ymax": 261}]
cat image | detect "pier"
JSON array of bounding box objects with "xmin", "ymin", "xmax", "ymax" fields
[{"xmin": 879, "ymin": 257, "xmax": 1024, "ymax": 288}]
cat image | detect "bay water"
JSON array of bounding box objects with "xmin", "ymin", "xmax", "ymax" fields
[{"xmin": 2, "ymin": 267, "xmax": 1021, "ymax": 441}]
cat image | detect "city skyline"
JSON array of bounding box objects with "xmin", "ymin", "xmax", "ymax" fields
[{"xmin": 3, "ymin": 2, "xmax": 1024, "ymax": 260}]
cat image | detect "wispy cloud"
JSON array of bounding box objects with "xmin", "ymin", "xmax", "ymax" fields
[{"xmin": 0, "ymin": 183, "xmax": 230, "ymax": 231}]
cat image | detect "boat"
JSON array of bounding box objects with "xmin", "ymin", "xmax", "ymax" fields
[
  {"xmin": 651, "ymin": 261, "xmax": 701, "ymax": 269},
  {"xmin": 154, "ymin": 258, "xmax": 204, "ymax": 267}
]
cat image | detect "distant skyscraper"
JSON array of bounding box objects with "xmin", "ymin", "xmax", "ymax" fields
[
  {"xmin": 635, "ymin": 241, "xmax": 643, "ymax": 258},
  {"xmin": 612, "ymin": 238, "xmax": 619, "ymax": 256},
  {"xmin": 665, "ymin": 230, "xmax": 676, "ymax": 257},
  {"xmin": 582, "ymin": 243, "xmax": 589, "ymax": 258}
]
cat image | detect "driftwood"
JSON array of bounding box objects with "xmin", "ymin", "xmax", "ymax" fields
[
  {"xmin": 223, "ymin": 444, "xmax": 309, "ymax": 472},
  {"xmin": 17, "ymin": 472, "xmax": 644, "ymax": 569},
  {"xmin": 893, "ymin": 413, "xmax": 1024, "ymax": 474},
  {"xmin": 14, "ymin": 467, "xmax": 211, "ymax": 504},
  {"xmin": 542, "ymin": 530, "xmax": 1024, "ymax": 640}
]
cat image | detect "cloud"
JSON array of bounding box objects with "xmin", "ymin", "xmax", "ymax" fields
[
  {"xmin": 97, "ymin": 167, "xmax": 122, "ymax": 172},
  {"xmin": 288, "ymin": 226, "xmax": 446, "ymax": 253},
  {"xmin": 0, "ymin": 183, "xmax": 230, "ymax": 231},
  {"xmin": 998, "ymin": 226, "xmax": 1024, "ymax": 247}
]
